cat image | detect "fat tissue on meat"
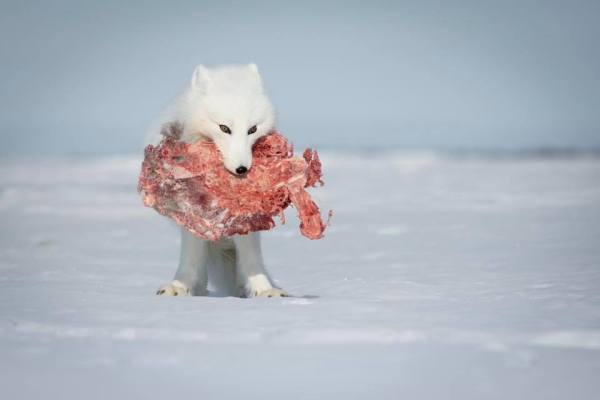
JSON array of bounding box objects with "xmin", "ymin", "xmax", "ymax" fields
[{"xmin": 138, "ymin": 123, "xmax": 331, "ymax": 241}]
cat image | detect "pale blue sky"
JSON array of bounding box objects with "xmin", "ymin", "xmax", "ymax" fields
[{"xmin": 1, "ymin": 0, "xmax": 599, "ymax": 154}]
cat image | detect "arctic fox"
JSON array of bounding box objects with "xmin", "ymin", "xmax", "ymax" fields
[{"xmin": 152, "ymin": 64, "xmax": 287, "ymax": 298}]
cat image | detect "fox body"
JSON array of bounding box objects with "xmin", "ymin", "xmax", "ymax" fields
[{"xmin": 152, "ymin": 64, "xmax": 286, "ymax": 298}]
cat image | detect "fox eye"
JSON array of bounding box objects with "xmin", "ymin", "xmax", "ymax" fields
[
  {"xmin": 219, "ymin": 124, "xmax": 231, "ymax": 134},
  {"xmin": 247, "ymin": 125, "xmax": 257, "ymax": 135}
]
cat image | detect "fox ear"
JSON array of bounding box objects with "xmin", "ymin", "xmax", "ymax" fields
[
  {"xmin": 191, "ymin": 65, "xmax": 211, "ymax": 91},
  {"xmin": 248, "ymin": 63, "xmax": 262, "ymax": 82}
]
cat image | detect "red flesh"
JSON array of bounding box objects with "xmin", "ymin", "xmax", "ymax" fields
[{"xmin": 138, "ymin": 123, "xmax": 331, "ymax": 240}]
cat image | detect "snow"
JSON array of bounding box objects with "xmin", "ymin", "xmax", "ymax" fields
[{"xmin": 1, "ymin": 152, "xmax": 599, "ymax": 399}]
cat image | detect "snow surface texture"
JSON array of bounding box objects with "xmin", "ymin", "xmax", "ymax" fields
[{"xmin": 1, "ymin": 153, "xmax": 599, "ymax": 399}]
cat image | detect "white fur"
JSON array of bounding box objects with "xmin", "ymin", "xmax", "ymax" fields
[
  {"xmin": 152, "ymin": 63, "xmax": 276, "ymax": 174},
  {"xmin": 151, "ymin": 64, "xmax": 285, "ymax": 298}
]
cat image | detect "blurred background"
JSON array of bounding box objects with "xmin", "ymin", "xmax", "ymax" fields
[{"xmin": 0, "ymin": 0, "xmax": 599, "ymax": 155}]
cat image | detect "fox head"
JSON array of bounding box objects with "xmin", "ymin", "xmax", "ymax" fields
[{"xmin": 179, "ymin": 64, "xmax": 276, "ymax": 175}]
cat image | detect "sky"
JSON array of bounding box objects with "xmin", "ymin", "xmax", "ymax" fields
[{"xmin": 0, "ymin": 0, "xmax": 599, "ymax": 154}]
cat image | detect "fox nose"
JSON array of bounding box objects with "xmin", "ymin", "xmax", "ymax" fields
[{"xmin": 235, "ymin": 166, "xmax": 248, "ymax": 175}]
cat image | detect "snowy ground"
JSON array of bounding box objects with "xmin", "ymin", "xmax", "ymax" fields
[{"xmin": 1, "ymin": 152, "xmax": 599, "ymax": 399}]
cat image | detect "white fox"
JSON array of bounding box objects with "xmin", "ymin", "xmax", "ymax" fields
[{"xmin": 151, "ymin": 64, "xmax": 287, "ymax": 298}]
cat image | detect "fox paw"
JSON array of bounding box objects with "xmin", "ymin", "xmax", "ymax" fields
[
  {"xmin": 254, "ymin": 288, "xmax": 288, "ymax": 298},
  {"xmin": 236, "ymin": 274, "xmax": 288, "ymax": 298},
  {"xmin": 156, "ymin": 280, "xmax": 191, "ymax": 296}
]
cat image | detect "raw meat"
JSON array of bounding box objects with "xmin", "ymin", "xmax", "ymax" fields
[{"xmin": 138, "ymin": 123, "xmax": 331, "ymax": 240}]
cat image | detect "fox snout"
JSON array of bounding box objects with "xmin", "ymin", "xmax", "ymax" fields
[
  {"xmin": 223, "ymin": 157, "xmax": 251, "ymax": 176},
  {"xmin": 235, "ymin": 166, "xmax": 248, "ymax": 175},
  {"xmin": 222, "ymin": 138, "xmax": 253, "ymax": 176},
  {"xmin": 227, "ymin": 161, "xmax": 250, "ymax": 176}
]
